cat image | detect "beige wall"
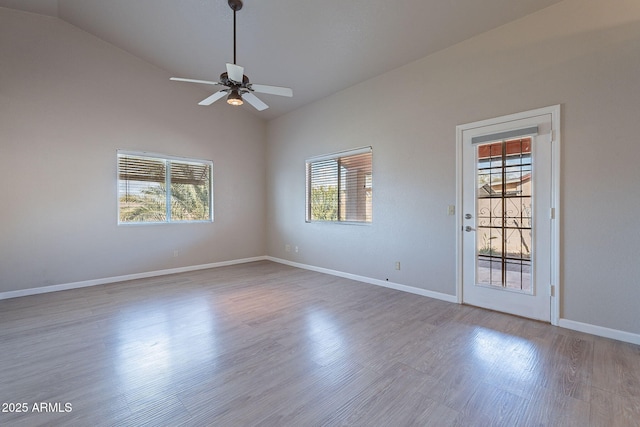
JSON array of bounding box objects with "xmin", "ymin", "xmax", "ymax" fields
[
  {"xmin": 0, "ymin": 8, "xmax": 267, "ymax": 291},
  {"xmin": 266, "ymin": 0, "xmax": 640, "ymax": 335}
]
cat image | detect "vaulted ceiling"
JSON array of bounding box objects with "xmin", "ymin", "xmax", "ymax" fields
[{"xmin": 0, "ymin": 0, "xmax": 563, "ymax": 119}]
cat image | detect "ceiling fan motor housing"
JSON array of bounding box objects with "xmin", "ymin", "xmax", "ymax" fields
[{"xmin": 220, "ymin": 72, "xmax": 249, "ymax": 88}]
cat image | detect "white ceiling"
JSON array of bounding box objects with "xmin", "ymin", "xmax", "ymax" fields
[{"xmin": 1, "ymin": 0, "xmax": 563, "ymax": 120}]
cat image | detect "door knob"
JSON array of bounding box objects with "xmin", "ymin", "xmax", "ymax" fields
[
  {"xmin": 465, "ymin": 214, "xmax": 473, "ymax": 219},
  {"xmin": 465, "ymin": 226, "xmax": 475, "ymax": 232}
]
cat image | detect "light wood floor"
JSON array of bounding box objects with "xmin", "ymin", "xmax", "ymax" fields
[{"xmin": 1, "ymin": 261, "xmax": 638, "ymax": 426}]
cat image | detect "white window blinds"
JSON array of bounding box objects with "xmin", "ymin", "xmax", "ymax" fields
[
  {"xmin": 118, "ymin": 151, "xmax": 213, "ymax": 224},
  {"xmin": 306, "ymin": 147, "xmax": 372, "ymax": 223}
]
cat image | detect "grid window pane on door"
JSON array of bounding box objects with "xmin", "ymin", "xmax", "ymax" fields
[
  {"xmin": 476, "ymin": 138, "xmax": 532, "ymax": 292},
  {"xmin": 118, "ymin": 152, "xmax": 212, "ymax": 224},
  {"xmin": 306, "ymin": 148, "xmax": 372, "ymax": 223}
]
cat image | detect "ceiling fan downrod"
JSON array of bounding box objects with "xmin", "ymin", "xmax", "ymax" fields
[{"xmin": 228, "ymin": 0, "xmax": 243, "ymax": 65}]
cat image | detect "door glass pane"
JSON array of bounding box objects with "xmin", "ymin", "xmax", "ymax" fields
[{"xmin": 476, "ymin": 138, "xmax": 532, "ymax": 293}]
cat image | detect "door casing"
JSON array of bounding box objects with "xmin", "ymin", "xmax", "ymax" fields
[{"xmin": 455, "ymin": 105, "xmax": 560, "ymax": 325}]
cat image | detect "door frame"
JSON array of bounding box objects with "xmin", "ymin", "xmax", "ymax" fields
[{"xmin": 455, "ymin": 105, "xmax": 561, "ymax": 325}]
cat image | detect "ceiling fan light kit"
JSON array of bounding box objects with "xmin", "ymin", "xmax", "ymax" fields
[
  {"xmin": 170, "ymin": 0, "xmax": 292, "ymax": 111},
  {"xmin": 227, "ymin": 89, "xmax": 243, "ymax": 106}
]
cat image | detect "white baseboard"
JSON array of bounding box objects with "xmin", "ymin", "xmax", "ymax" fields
[
  {"xmin": 558, "ymin": 318, "xmax": 640, "ymax": 346},
  {"xmin": 266, "ymin": 256, "xmax": 458, "ymax": 304},
  {"xmin": 0, "ymin": 256, "xmax": 267, "ymax": 301}
]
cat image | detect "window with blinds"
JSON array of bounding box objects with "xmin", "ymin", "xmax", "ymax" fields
[
  {"xmin": 118, "ymin": 151, "xmax": 213, "ymax": 224},
  {"xmin": 306, "ymin": 147, "xmax": 372, "ymax": 223}
]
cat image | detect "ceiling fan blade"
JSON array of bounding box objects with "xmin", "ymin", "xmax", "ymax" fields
[
  {"xmin": 242, "ymin": 92, "xmax": 268, "ymax": 111},
  {"xmin": 250, "ymin": 84, "xmax": 293, "ymax": 97},
  {"xmin": 198, "ymin": 90, "xmax": 228, "ymax": 106},
  {"xmin": 226, "ymin": 63, "xmax": 244, "ymax": 83},
  {"xmin": 170, "ymin": 77, "xmax": 221, "ymax": 86}
]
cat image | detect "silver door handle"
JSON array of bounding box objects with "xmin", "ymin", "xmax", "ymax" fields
[{"xmin": 465, "ymin": 226, "xmax": 475, "ymax": 232}]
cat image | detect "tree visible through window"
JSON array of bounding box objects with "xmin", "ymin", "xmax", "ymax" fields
[
  {"xmin": 118, "ymin": 152, "xmax": 213, "ymax": 224},
  {"xmin": 306, "ymin": 147, "xmax": 372, "ymax": 223}
]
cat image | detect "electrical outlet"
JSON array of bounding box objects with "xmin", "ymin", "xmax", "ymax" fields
[
  {"xmin": 395, "ymin": 261, "xmax": 401, "ymax": 270},
  {"xmin": 173, "ymin": 250, "xmax": 179, "ymax": 257},
  {"xmin": 285, "ymin": 244, "xmax": 291, "ymax": 252},
  {"xmin": 295, "ymin": 246, "xmax": 299, "ymax": 253}
]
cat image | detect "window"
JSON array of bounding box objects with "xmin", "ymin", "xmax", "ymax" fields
[
  {"xmin": 306, "ymin": 147, "xmax": 372, "ymax": 223},
  {"xmin": 117, "ymin": 151, "xmax": 213, "ymax": 224}
]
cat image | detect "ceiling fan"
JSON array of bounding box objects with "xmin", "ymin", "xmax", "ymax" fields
[{"xmin": 170, "ymin": 0, "xmax": 292, "ymax": 111}]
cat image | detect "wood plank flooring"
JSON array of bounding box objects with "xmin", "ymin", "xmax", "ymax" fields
[{"xmin": 1, "ymin": 261, "xmax": 638, "ymax": 426}]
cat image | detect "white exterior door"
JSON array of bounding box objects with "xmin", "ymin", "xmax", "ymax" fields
[{"xmin": 457, "ymin": 106, "xmax": 559, "ymax": 322}]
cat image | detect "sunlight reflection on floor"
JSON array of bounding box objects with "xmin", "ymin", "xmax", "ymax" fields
[
  {"xmin": 472, "ymin": 327, "xmax": 541, "ymax": 385},
  {"xmin": 306, "ymin": 310, "xmax": 345, "ymax": 366},
  {"xmin": 114, "ymin": 297, "xmax": 217, "ymax": 394}
]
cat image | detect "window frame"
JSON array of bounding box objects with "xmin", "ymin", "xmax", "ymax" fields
[
  {"xmin": 117, "ymin": 150, "xmax": 214, "ymax": 225},
  {"xmin": 305, "ymin": 146, "xmax": 372, "ymax": 225}
]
